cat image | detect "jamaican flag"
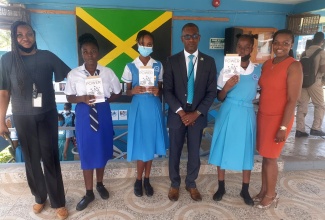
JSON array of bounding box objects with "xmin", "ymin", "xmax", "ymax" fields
[{"xmin": 76, "ymin": 7, "xmax": 172, "ymax": 80}]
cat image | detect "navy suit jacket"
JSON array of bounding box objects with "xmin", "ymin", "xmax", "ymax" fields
[{"xmin": 163, "ymin": 51, "xmax": 217, "ymax": 129}]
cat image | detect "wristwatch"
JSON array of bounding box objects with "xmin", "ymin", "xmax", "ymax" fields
[
  {"xmin": 279, "ymin": 126, "xmax": 287, "ymax": 131},
  {"xmin": 196, "ymin": 110, "xmax": 202, "ymax": 116}
]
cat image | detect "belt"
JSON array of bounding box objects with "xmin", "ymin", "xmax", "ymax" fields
[{"xmin": 226, "ymin": 99, "xmax": 253, "ymax": 108}]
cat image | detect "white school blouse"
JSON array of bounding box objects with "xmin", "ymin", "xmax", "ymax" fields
[
  {"xmin": 65, "ymin": 63, "xmax": 121, "ymax": 98},
  {"xmin": 121, "ymin": 57, "xmax": 163, "ymax": 83}
]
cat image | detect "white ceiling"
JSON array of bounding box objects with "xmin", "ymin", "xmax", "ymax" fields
[{"xmin": 243, "ymin": 0, "xmax": 310, "ymax": 4}]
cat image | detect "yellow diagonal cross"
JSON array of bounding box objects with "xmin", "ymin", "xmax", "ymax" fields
[{"xmin": 76, "ymin": 7, "xmax": 172, "ymax": 66}]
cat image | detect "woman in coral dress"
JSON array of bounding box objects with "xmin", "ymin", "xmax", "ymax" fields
[{"xmin": 254, "ymin": 29, "xmax": 303, "ymax": 209}]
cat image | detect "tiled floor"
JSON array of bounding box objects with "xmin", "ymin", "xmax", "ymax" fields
[
  {"xmin": 0, "ymin": 100, "xmax": 325, "ymax": 219},
  {"xmin": 0, "ymin": 164, "xmax": 324, "ymax": 220}
]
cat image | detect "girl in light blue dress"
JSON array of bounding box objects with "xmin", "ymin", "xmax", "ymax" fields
[
  {"xmin": 58, "ymin": 114, "xmax": 74, "ymax": 161},
  {"xmin": 208, "ymin": 34, "xmax": 260, "ymax": 206},
  {"xmin": 121, "ymin": 30, "xmax": 168, "ymax": 197}
]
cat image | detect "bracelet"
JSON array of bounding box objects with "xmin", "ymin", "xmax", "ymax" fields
[{"xmin": 279, "ymin": 126, "xmax": 287, "ymax": 131}]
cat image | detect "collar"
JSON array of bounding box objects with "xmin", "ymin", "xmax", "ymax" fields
[
  {"xmin": 134, "ymin": 56, "xmax": 157, "ymax": 66},
  {"xmin": 184, "ymin": 49, "xmax": 199, "ymax": 59},
  {"xmin": 309, "ymin": 45, "xmax": 322, "ymax": 49},
  {"xmin": 81, "ymin": 63, "xmax": 100, "ymax": 76},
  {"xmin": 240, "ymin": 61, "xmax": 256, "ymax": 75}
]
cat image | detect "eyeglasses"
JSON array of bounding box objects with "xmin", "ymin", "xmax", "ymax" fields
[{"xmin": 182, "ymin": 34, "xmax": 200, "ymax": 40}]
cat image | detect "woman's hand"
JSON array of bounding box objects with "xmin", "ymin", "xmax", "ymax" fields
[
  {"xmin": 274, "ymin": 129, "xmax": 286, "ymax": 144},
  {"xmin": 146, "ymin": 86, "xmax": 159, "ymax": 96},
  {"xmin": 83, "ymin": 95, "xmax": 96, "ymax": 105},
  {"xmin": 224, "ymin": 75, "xmax": 240, "ymax": 91},
  {"xmin": 131, "ymin": 86, "xmax": 146, "ymax": 95}
]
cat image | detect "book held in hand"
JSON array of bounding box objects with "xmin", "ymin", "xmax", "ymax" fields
[
  {"xmin": 223, "ymin": 54, "xmax": 241, "ymax": 82},
  {"xmin": 139, "ymin": 66, "xmax": 154, "ymax": 87},
  {"xmin": 85, "ymin": 75, "xmax": 105, "ymax": 103}
]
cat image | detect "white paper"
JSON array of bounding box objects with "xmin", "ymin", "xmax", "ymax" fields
[
  {"xmin": 85, "ymin": 76, "xmax": 105, "ymax": 103},
  {"xmin": 223, "ymin": 54, "xmax": 241, "ymax": 82},
  {"xmin": 111, "ymin": 110, "xmax": 118, "ymax": 121},
  {"xmin": 119, "ymin": 110, "xmax": 127, "ymax": 120},
  {"xmin": 139, "ymin": 67, "xmax": 154, "ymax": 87}
]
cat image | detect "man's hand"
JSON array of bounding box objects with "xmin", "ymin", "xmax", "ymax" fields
[{"xmin": 180, "ymin": 111, "xmax": 200, "ymax": 126}]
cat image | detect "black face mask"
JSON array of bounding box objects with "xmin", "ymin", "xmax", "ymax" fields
[
  {"xmin": 241, "ymin": 54, "xmax": 251, "ymax": 62},
  {"xmin": 18, "ymin": 42, "xmax": 36, "ymax": 53}
]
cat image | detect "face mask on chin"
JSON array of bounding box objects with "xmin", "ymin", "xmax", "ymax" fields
[
  {"xmin": 63, "ymin": 110, "xmax": 71, "ymax": 115},
  {"xmin": 138, "ymin": 44, "xmax": 153, "ymax": 57},
  {"xmin": 241, "ymin": 54, "xmax": 251, "ymax": 62},
  {"xmin": 18, "ymin": 42, "xmax": 36, "ymax": 54}
]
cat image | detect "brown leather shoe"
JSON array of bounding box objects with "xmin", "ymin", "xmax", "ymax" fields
[
  {"xmin": 186, "ymin": 187, "xmax": 202, "ymax": 201},
  {"xmin": 168, "ymin": 187, "xmax": 179, "ymax": 201},
  {"xmin": 56, "ymin": 207, "xmax": 69, "ymax": 220},
  {"xmin": 32, "ymin": 203, "xmax": 45, "ymax": 214}
]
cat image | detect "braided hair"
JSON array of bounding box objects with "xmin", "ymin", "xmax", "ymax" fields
[{"xmin": 10, "ymin": 21, "xmax": 36, "ymax": 94}]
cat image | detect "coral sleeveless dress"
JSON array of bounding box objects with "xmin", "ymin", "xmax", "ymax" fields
[{"xmin": 257, "ymin": 57, "xmax": 295, "ymax": 158}]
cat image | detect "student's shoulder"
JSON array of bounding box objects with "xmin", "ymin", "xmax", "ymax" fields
[{"xmin": 98, "ymin": 64, "xmax": 117, "ymax": 76}]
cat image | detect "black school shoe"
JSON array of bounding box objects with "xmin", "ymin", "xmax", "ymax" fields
[
  {"xmin": 134, "ymin": 179, "xmax": 143, "ymax": 197},
  {"xmin": 76, "ymin": 194, "xmax": 95, "ymax": 211},
  {"xmin": 144, "ymin": 178, "xmax": 154, "ymax": 197},
  {"xmin": 96, "ymin": 185, "xmax": 109, "ymax": 200},
  {"xmin": 213, "ymin": 189, "xmax": 225, "ymax": 201},
  {"xmin": 240, "ymin": 191, "xmax": 254, "ymax": 206}
]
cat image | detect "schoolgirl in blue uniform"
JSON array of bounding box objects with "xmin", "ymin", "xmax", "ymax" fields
[
  {"xmin": 208, "ymin": 34, "xmax": 260, "ymax": 206},
  {"xmin": 121, "ymin": 30, "xmax": 168, "ymax": 197}
]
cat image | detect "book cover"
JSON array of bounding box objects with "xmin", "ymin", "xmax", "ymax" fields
[
  {"xmin": 223, "ymin": 54, "xmax": 241, "ymax": 82},
  {"xmin": 85, "ymin": 76, "xmax": 105, "ymax": 103},
  {"xmin": 139, "ymin": 67, "xmax": 154, "ymax": 87}
]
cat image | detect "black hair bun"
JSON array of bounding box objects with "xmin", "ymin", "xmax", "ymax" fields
[
  {"xmin": 78, "ymin": 33, "xmax": 99, "ymax": 49},
  {"xmin": 78, "ymin": 33, "xmax": 96, "ymax": 44}
]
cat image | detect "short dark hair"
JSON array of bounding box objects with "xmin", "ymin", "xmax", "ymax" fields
[
  {"xmin": 312, "ymin": 32, "xmax": 324, "ymax": 45},
  {"xmin": 272, "ymin": 29, "xmax": 294, "ymax": 44},
  {"xmin": 78, "ymin": 33, "xmax": 99, "ymax": 49},
  {"xmin": 64, "ymin": 103, "xmax": 72, "ymax": 109},
  {"xmin": 136, "ymin": 30, "xmax": 154, "ymax": 44},
  {"xmin": 181, "ymin": 23, "xmax": 199, "ymax": 33}
]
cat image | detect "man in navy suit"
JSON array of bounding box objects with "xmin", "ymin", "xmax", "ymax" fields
[{"xmin": 164, "ymin": 23, "xmax": 217, "ymax": 201}]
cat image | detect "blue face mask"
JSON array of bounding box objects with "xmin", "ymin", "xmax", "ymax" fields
[
  {"xmin": 58, "ymin": 121, "xmax": 64, "ymax": 126},
  {"xmin": 138, "ymin": 44, "xmax": 153, "ymax": 57}
]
